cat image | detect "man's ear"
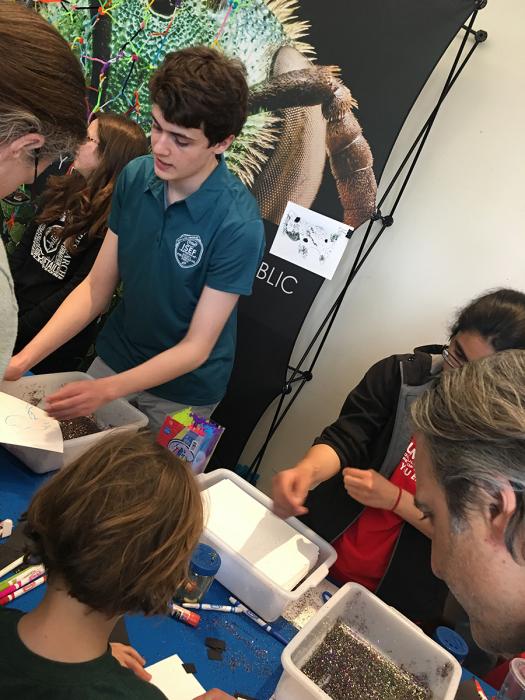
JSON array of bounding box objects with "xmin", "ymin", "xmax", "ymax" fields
[
  {"xmin": 8, "ymin": 133, "xmax": 45, "ymax": 160},
  {"xmin": 489, "ymin": 484, "xmax": 517, "ymax": 541},
  {"xmin": 212, "ymin": 134, "xmax": 235, "ymax": 155}
]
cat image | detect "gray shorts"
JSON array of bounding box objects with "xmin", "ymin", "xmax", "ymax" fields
[{"xmin": 87, "ymin": 356, "xmax": 218, "ymax": 435}]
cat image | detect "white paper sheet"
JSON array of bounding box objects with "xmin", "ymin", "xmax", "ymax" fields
[
  {"xmin": 270, "ymin": 201, "xmax": 351, "ymax": 280},
  {"xmin": 203, "ymin": 479, "xmax": 319, "ymax": 591},
  {"xmin": 146, "ymin": 654, "xmax": 205, "ymax": 700},
  {"xmin": 0, "ymin": 392, "xmax": 63, "ymax": 453}
]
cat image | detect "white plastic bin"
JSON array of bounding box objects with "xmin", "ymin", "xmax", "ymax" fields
[
  {"xmin": 275, "ymin": 582, "xmax": 462, "ymax": 700},
  {"xmin": 197, "ymin": 469, "xmax": 336, "ymax": 622},
  {"xmin": 0, "ymin": 372, "xmax": 148, "ymax": 473}
]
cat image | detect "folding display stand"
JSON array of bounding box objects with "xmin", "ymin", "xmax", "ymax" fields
[{"xmin": 245, "ymin": 2, "xmax": 488, "ymax": 481}]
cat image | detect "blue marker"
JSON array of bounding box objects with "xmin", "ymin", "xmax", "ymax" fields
[{"xmin": 228, "ymin": 596, "xmax": 288, "ymax": 645}]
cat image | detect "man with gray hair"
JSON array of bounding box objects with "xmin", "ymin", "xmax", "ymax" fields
[{"xmin": 412, "ymin": 349, "xmax": 525, "ymax": 656}]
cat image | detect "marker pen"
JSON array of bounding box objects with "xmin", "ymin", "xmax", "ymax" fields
[
  {"xmin": 181, "ymin": 603, "xmax": 243, "ymax": 613},
  {"xmin": 228, "ymin": 596, "xmax": 288, "ymax": 645},
  {"xmin": 0, "ymin": 565, "xmax": 46, "ymax": 594},
  {"xmin": 0, "ymin": 575, "xmax": 46, "ymax": 606},
  {"xmin": 0, "ymin": 556, "xmax": 24, "ymax": 580}
]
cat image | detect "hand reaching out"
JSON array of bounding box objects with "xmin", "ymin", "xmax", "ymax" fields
[
  {"xmin": 44, "ymin": 377, "xmax": 116, "ymax": 419},
  {"xmin": 272, "ymin": 466, "xmax": 313, "ymax": 518},
  {"xmin": 342, "ymin": 468, "xmax": 400, "ymax": 510},
  {"xmin": 110, "ymin": 642, "xmax": 151, "ymax": 682}
]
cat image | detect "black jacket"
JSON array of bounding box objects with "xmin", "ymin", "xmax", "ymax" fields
[
  {"xmin": 9, "ymin": 217, "xmax": 102, "ymax": 373},
  {"xmin": 301, "ymin": 345, "xmax": 448, "ymax": 621}
]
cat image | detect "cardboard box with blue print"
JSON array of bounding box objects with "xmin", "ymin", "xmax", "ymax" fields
[{"xmin": 157, "ymin": 407, "xmax": 224, "ymax": 475}]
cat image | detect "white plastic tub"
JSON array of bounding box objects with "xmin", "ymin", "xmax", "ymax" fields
[
  {"xmin": 275, "ymin": 582, "xmax": 462, "ymax": 700},
  {"xmin": 0, "ymin": 372, "xmax": 148, "ymax": 473},
  {"xmin": 197, "ymin": 469, "xmax": 336, "ymax": 622}
]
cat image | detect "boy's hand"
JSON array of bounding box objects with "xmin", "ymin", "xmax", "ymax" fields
[
  {"xmin": 110, "ymin": 642, "xmax": 152, "ymax": 682},
  {"xmin": 192, "ymin": 691, "xmax": 236, "ymax": 700},
  {"xmin": 45, "ymin": 377, "xmax": 117, "ymax": 419}
]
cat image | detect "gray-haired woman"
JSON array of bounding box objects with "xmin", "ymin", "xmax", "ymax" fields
[{"xmin": 0, "ymin": 2, "xmax": 86, "ymax": 379}]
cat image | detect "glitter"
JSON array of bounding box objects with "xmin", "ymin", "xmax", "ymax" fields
[
  {"xmin": 301, "ymin": 620, "xmax": 432, "ymax": 700},
  {"xmin": 282, "ymin": 581, "xmax": 339, "ymax": 630}
]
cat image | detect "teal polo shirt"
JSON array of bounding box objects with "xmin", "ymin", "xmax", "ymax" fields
[{"xmin": 96, "ymin": 155, "xmax": 265, "ymax": 405}]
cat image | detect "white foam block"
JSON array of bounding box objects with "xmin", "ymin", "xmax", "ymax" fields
[
  {"xmin": 146, "ymin": 654, "xmax": 205, "ymax": 700},
  {"xmin": 202, "ymin": 479, "xmax": 319, "ymax": 591}
]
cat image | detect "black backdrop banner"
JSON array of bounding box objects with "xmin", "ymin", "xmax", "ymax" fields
[
  {"xmin": 210, "ymin": 220, "xmax": 323, "ymax": 468},
  {"xmin": 211, "ymin": 0, "xmax": 478, "ymax": 469},
  {"xmin": 281, "ymin": 0, "xmax": 480, "ymax": 228}
]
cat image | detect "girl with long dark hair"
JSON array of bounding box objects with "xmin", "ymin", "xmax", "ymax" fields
[{"xmin": 9, "ymin": 113, "xmax": 148, "ymax": 373}]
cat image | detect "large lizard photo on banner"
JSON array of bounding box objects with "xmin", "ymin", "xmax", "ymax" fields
[{"xmin": 35, "ymin": 0, "xmax": 377, "ymax": 230}]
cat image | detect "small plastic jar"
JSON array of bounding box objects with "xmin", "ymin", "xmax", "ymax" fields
[
  {"xmin": 497, "ymin": 658, "xmax": 525, "ymax": 700},
  {"xmin": 178, "ymin": 543, "xmax": 221, "ymax": 604}
]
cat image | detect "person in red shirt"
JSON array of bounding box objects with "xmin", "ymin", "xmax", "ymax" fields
[
  {"xmin": 272, "ymin": 289, "xmax": 525, "ymax": 620},
  {"xmin": 330, "ymin": 438, "xmax": 417, "ymax": 590}
]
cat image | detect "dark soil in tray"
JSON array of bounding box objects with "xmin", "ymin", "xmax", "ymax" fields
[{"xmin": 59, "ymin": 416, "xmax": 101, "ymax": 440}]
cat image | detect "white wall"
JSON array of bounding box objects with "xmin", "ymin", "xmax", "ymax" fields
[{"xmin": 242, "ymin": 0, "xmax": 525, "ymax": 493}]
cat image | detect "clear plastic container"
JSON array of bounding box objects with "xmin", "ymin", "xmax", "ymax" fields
[
  {"xmin": 275, "ymin": 582, "xmax": 462, "ymax": 700},
  {"xmin": 497, "ymin": 659, "xmax": 525, "ymax": 700},
  {"xmin": 177, "ymin": 543, "xmax": 221, "ymax": 604},
  {"xmin": 0, "ymin": 373, "xmax": 148, "ymax": 473},
  {"xmin": 197, "ymin": 469, "xmax": 336, "ymax": 622}
]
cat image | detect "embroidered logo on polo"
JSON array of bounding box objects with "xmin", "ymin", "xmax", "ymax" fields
[{"xmin": 174, "ymin": 234, "xmax": 204, "ymax": 269}]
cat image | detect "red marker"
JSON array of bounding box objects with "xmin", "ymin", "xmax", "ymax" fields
[{"xmin": 0, "ymin": 575, "xmax": 46, "ymax": 606}]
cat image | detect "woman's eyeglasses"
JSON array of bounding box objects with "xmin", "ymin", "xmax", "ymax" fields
[
  {"xmin": 32, "ymin": 148, "xmax": 40, "ymax": 185},
  {"xmin": 1, "ymin": 148, "xmax": 41, "ymax": 207},
  {"xmin": 442, "ymin": 343, "xmax": 464, "ymax": 369}
]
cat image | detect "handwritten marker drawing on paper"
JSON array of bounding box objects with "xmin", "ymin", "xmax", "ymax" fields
[{"xmin": 0, "ymin": 392, "xmax": 63, "ymax": 453}]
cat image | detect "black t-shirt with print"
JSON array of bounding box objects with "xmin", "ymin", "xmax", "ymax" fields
[{"xmin": 9, "ymin": 215, "xmax": 103, "ymax": 371}]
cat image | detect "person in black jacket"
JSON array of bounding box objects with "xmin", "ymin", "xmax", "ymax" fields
[
  {"xmin": 9, "ymin": 113, "xmax": 148, "ymax": 374},
  {"xmin": 272, "ymin": 288, "xmax": 525, "ymax": 621}
]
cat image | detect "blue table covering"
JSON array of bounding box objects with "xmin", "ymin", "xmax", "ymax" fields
[
  {"xmin": 0, "ymin": 446, "xmax": 294, "ymax": 699},
  {"xmin": 0, "ymin": 446, "xmax": 498, "ymax": 699}
]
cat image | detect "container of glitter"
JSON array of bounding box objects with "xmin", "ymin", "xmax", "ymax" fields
[{"xmin": 275, "ymin": 582, "xmax": 462, "ymax": 700}]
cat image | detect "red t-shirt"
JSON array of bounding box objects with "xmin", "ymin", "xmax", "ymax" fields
[{"xmin": 330, "ymin": 438, "xmax": 417, "ymax": 591}]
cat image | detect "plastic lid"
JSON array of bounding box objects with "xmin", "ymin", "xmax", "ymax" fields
[
  {"xmin": 190, "ymin": 543, "xmax": 221, "ymax": 577},
  {"xmin": 433, "ymin": 626, "xmax": 469, "ymax": 662}
]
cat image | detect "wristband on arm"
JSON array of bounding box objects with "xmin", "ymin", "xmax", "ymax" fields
[{"xmin": 390, "ymin": 486, "xmax": 403, "ymax": 512}]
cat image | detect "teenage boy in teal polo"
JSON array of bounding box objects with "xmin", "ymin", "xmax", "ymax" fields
[{"xmin": 6, "ymin": 47, "xmax": 265, "ymax": 430}]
